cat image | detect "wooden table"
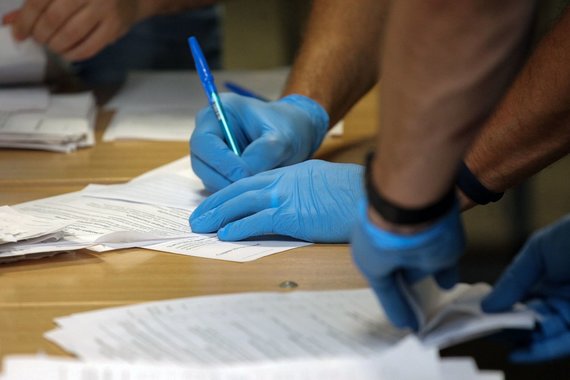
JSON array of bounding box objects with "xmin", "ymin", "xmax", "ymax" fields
[
  {"xmin": 0, "ymin": 90, "xmax": 378, "ymax": 359},
  {"xmin": 3, "ymin": 88, "xmax": 568, "ymax": 380}
]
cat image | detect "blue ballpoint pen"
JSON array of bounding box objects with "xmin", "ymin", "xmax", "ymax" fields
[
  {"xmin": 188, "ymin": 36, "xmax": 243, "ymax": 156},
  {"xmin": 224, "ymin": 81, "xmax": 270, "ymax": 102}
]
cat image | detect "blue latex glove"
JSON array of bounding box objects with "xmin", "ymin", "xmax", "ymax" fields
[
  {"xmin": 190, "ymin": 160, "xmax": 364, "ymax": 243},
  {"xmin": 351, "ymin": 202, "xmax": 465, "ymax": 331},
  {"xmin": 482, "ymin": 215, "xmax": 570, "ymax": 363},
  {"xmin": 190, "ymin": 93, "xmax": 329, "ymax": 192}
]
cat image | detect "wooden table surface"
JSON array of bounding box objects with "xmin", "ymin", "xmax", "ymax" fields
[{"xmin": 0, "ymin": 90, "xmax": 377, "ymax": 359}]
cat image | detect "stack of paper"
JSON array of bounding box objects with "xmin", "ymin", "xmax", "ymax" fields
[
  {"xmin": 0, "ymin": 206, "xmax": 74, "ymax": 262},
  {"xmin": 22, "ymin": 284, "xmax": 527, "ymax": 379},
  {"xmin": 0, "ymin": 338, "xmax": 443, "ymax": 380},
  {"xmin": 1, "ymin": 337, "xmax": 505, "ymax": 380},
  {"xmin": 102, "ymin": 69, "xmax": 343, "ymax": 142},
  {"xmin": 0, "ymin": 25, "xmax": 96, "ymax": 152},
  {"xmin": 43, "ymin": 283, "xmax": 535, "ymax": 363},
  {"xmin": 0, "ymin": 156, "xmax": 309, "ymax": 263},
  {"xmin": 0, "ymin": 88, "xmax": 96, "ymax": 153}
]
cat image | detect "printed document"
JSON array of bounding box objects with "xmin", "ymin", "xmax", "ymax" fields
[
  {"xmin": 45, "ymin": 284, "xmax": 534, "ymax": 365},
  {"xmin": 3, "ymin": 337, "xmax": 473, "ymax": 380}
]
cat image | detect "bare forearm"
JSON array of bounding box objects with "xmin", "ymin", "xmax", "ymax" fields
[
  {"xmin": 463, "ymin": 6, "xmax": 570, "ymax": 204},
  {"xmin": 283, "ymin": 0, "xmax": 389, "ymax": 126},
  {"xmin": 375, "ymin": 0, "xmax": 535, "ymax": 213}
]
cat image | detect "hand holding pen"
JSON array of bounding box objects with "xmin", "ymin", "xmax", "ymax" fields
[{"xmin": 188, "ymin": 36, "xmax": 330, "ymax": 192}]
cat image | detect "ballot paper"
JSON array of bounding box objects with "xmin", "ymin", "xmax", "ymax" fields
[
  {"xmin": 102, "ymin": 69, "xmax": 343, "ymax": 142},
  {"xmin": 0, "ymin": 87, "xmax": 49, "ymax": 111},
  {"xmin": 0, "ymin": 353, "xmax": 504, "ymax": 380},
  {"xmin": 3, "ymin": 162, "xmax": 308, "ymax": 262},
  {"xmin": 44, "ymin": 284, "xmax": 534, "ymax": 366},
  {"xmin": 0, "ymin": 92, "xmax": 96, "ymax": 153},
  {"xmin": 0, "ymin": 25, "xmax": 46, "ymax": 85},
  {"xmin": 4, "ymin": 337, "xmax": 483, "ymax": 380},
  {"xmin": 0, "ymin": 205, "xmax": 71, "ymax": 244}
]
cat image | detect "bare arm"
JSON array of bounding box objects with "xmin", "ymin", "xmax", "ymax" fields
[
  {"xmin": 372, "ymin": 0, "xmax": 535, "ymax": 230},
  {"xmin": 9, "ymin": 0, "xmax": 217, "ymax": 61},
  {"xmin": 283, "ymin": 0, "xmax": 389, "ymax": 126},
  {"xmin": 460, "ymin": 5, "xmax": 570, "ymax": 209}
]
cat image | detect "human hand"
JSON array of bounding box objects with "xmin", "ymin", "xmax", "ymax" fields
[
  {"xmin": 190, "ymin": 93, "xmax": 329, "ymax": 192},
  {"xmin": 482, "ymin": 215, "xmax": 570, "ymax": 362},
  {"xmin": 9, "ymin": 0, "xmax": 142, "ymax": 61},
  {"xmin": 351, "ymin": 203, "xmax": 465, "ymax": 331},
  {"xmin": 190, "ymin": 160, "xmax": 363, "ymax": 243}
]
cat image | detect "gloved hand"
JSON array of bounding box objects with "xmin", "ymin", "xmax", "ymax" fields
[
  {"xmin": 351, "ymin": 202, "xmax": 465, "ymax": 331},
  {"xmin": 190, "ymin": 160, "xmax": 363, "ymax": 243},
  {"xmin": 482, "ymin": 215, "xmax": 570, "ymax": 363},
  {"xmin": 190, "ymin": 93, "xmax": 329, "ymax": 192}
]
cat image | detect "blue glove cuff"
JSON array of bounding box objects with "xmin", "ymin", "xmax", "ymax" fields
[
  {"xmin": 279, "ymin": 94, "xmax": 330, "ymax": 155},
  {"xmin": 357, "ymin": 200, "xmax": 462, "ymax": 250}
]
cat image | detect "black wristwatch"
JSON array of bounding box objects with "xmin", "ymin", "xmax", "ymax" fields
[{"xmin": 364, "ymin": 152, "xmax": 456, "ymax": 225}]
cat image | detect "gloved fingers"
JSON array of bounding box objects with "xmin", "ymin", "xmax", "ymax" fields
[
  {"xmin": 510, "ymin": 331, "xmax": 570, "ymax": 363},
  {"xmin": 190, "ymin": 154, "xmax": 233, "ymax": 193},
  {"xmin": 434, "ymin": 265, "xmax": 460, "ymax": 290},
  {"xmin": 240, "ymin": 133, "xmax": 290, "ymax": 174},
  {"xmin": 217, "ymin": 209, "xmax": 278, "ymax": 241},
  {"xmin": 370, "ymin": 275, "xmax": 419, "ymax": 331},
  {"xmin": 401, "ymin": 269, "xmax": 429, "ymax": 285},
  {"xmin": 190, "ymin": 189, "xmax": 272, "ymax": 233},
  {"xmin": 191, "ymin": 175, "xmax": 271, "ymax": 224},
  {"xmin": 482, "ymin": 241, "xmax": 543, "ymax": 313},
  {"xmin": 528, "ymin": 298, "xmax": 570, "ymax": 341},
  {"xmin": 191, "ymin": 108, "xmax": 251, "ymax": 183}
]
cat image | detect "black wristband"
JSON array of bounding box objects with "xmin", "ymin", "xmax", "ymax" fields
[
  {"xmin": 456, "ymin": 162, "xmax": 504, "ymax": 205},
  {"xmin": 364, "ymin": 152, "xmax": 456, "ymax": 225}
]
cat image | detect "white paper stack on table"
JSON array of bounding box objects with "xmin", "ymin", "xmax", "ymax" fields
[
  {"xmin": 0, "ymin": 26, "xmax": 96, "ymax": 153},
  {"xmin": 0, "ymin": 338, "xmax": 503, "ymax": 380},
  {"xmin": 103, "ymin": 69, "xmax": 343, "ymax": 142},
  {"xmin": 0, "ymin": 206, "xmax": 74, "ymax": 262},
  {"xmin": 1, "ymin": 156, "xmax": 309, "ymax": 264},
  {"xmin": 24, "ymin": 282, "xmax": 532, "ymax": 379}
]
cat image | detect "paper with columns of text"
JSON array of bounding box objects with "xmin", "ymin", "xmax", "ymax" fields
[
  {"xmin": 44, "ymin": 285, "xmax": 533, "ymax": 366},
  {"xmin": 3, "ymin": 336, "xmax": 478, "ymax": 380}
]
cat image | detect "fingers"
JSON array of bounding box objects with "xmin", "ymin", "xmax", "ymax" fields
[
  {"xmin": 30, "ymin": 0, "xmax": 86, "ymax": 45},
  {"xmin": 61, "ymin": 19, "xmax": 120, "ymax": 61},
  {"xmin": 510, "ymin": 331, "xmax": 570, "ymax": 363},
  {"xmin": 434, "ymin": 265, "xmax": 460, "ymax": 290},
  {"xmin": 11, "ymin": 0, "xmax": 51, "ymax": 40},
  {"xmin": 482, "ymin": 240, "xmax": 543, "ymax": 313},
  {"xmin": 370, "ymin": 275, "xmax": 419, "ymax": 331},
  {"xmin": 11, "ymin": 0, "xmax": 130, "ymax": 61},
  {"xmin": 218, "ymin": 209, "xmax": 278, "ymax": 241},
  {"xmin": 191, "ymin": 175, "xmax": 272, "ymax": 225},
  {"xmin": 3, "ymin": 10, "xmax": 20, "ymax": 25},
  {"xmin": 191, "ymin": 109, "xmax": 251, "ymax": 185},
  {"xmin": 241, "ymin": 133, "xmax": 289, "ymax": 174},
  {"xmin": 47, "ymin": 6, "xmax": 99, "ymax": 58},
  {"xmin": 190, "ymin": 154, "xmax": 232, "ymax": 193},
  {"xmin": 191, "ymin": 188, "xmax": 272, "ymax": 234}
]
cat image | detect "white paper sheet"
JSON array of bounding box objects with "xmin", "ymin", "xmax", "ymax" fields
[
  {"xmin": 0, "ymin": 205, "xmax": 70, "ymax": 243},
  {"xmin": 44, "ymin": 286, "xmax": 534, "ymax": 365},
  {"xmin": 0, "ymin": 25, "xmax": 45, "ymax": 85},
  {"xmin": 102, "ymin": 69, "xmax": 343, "ymax": 142},
  {"xmin": 1, "ymin": 337, "xmax": 442, "ymax": 380},
  {"xmin": 0, "ymin": 87, "xmax": 49, "ymax": 111},
  {"xmin": 0, "ymin": 92, "xmax": 96, "ymax": 152},
  {"xmin": 8, "ymin": 181, "xmax": 309, "ymax": 262}
]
